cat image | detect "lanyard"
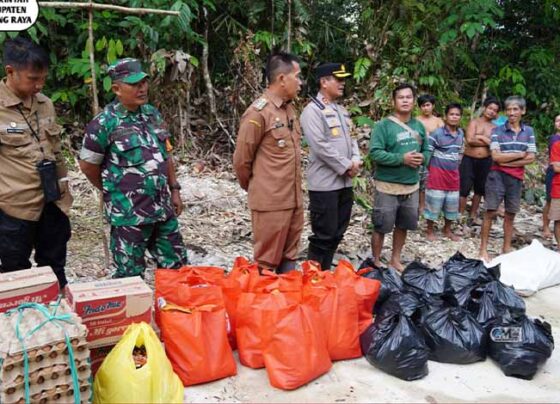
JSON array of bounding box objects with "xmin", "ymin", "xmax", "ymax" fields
[{"xmin": 16, "ymin": 104, "xmax": 46, "ymax": 157}]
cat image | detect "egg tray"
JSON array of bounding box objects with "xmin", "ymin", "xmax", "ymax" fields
[
  {"xmin": 1, "ymin": 360, "xmax": 90, "ymax": 398},
  {"xmin": 0, "ymin": 299, "xmax": 91, "ymax": 403},
  {"xmin": 0, "ymin": 300, "xmax": 88, "ymax": 357},
  {"xmin": 0, "ymin": 339, "xmax": 90, "ymax": 384},
  {"xmin": 1, "ymin": 380, "xmax": 90, "ymax": 404}
]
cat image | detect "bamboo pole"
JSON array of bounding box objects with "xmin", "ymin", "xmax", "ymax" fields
[{"xmin": 39, "ymin": 1, "xmax": 180, "ymax": 16}]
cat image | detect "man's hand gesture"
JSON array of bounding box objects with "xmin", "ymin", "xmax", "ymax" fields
[{"xmin": 403, "ymin": 151, "xmax": 424, "ymax": 168}]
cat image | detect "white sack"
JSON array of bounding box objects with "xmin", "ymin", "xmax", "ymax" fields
[{"xmin": 488, "ymin": 239, "xmax": 560, "ymax": 296}]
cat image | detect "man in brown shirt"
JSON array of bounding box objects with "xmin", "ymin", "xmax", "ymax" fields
[
  {"xmin": 0, "ymin": 38, "xmax": 73, "ymax": 288},
  {"xmin": 233, "ymin": 52, "xmax": 303, "ymax": 273}
]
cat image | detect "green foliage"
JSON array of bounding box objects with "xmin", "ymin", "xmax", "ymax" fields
[{"xmin": 0, "ymin": 0, "xmax": 557, "ymax": 163}]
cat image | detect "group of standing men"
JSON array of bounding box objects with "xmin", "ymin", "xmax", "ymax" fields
[
  {"xmin": 0, "ymin": 39, "xmax": 542, "ymax": 286},
  {"xmin": 0, "ymin": 38, "xmax": 188, "ymax": 287},
  {"xmin": 234, "ymin": 51, "xmax": 538, "ymax": 273},
  {"xmin": 233, "ymin": 54, "xmax": 362, "ymax": 272}
]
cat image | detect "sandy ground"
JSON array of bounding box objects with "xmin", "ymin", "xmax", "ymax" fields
[
  {"xmin": 64, "ymin": 167, "xmax": 559, "ymax": 403},
  {"xmin": 183, "ymin": 285, "xmax": 559, "ymax": 403}
]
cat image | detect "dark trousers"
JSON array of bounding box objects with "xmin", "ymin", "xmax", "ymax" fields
[
  {"xmin": 0, "ymin": 203, "xmax": 71, "ymax": 288},
  {"xmin": 307, "ymin": 187, "xmax": 353, "ymax": 270}
]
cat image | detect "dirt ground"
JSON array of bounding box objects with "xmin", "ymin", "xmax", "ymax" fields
[
  {"xmin": 66, "ymin": 164, "xmax": 554, "ymax": 284},
  {"xmin": 65, "ymin": 165, "xmax": 558, "ymax": 403}
]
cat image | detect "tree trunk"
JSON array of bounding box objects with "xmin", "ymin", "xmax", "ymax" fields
[
  {"xmin": 202, "ymin": 7, "xmax": 217, "ymax": 117},
  {"xmin": 87, "ymin": 2, "xmax": 110, "ymax": 270},
  {"xmin": 287, "ymin": 0, "xmax": 292, "ymax": 52}
]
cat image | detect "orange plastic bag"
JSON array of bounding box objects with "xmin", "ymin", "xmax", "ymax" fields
[
  {"xmin": 220, "ymin": 276, "xmax": 242, "ymax": 350},
  {"xmin": 229, "ymin": 257, "xmax": 260, "ymax": 292},
  {"xmin": 154, "ymin": 267, "xmax": 225, "ymax": 325},
  {"xmin": 155, "ymin": 265, "xmax": 225, "ymax": 327},
  {"xmin": 248, "ymin": 269, "xmax": 303, "ymax": 293},
  {"xmin": 158, "ymin": 282, "xmax": 237, "ymax": 386},
  {"xmin": 334, "ymin": 260, "xmax": 382, "ymax": 333},
  {"xmin": 236, "ymin": 291, "xmax": 301, "ymax": 368},
  {"xmin": 302, "ymin": 264, "xmax": 361, "ymax": 360},
  {"xmin": 181, "ymin": 265, "xmax": 226, "ymax": 283},
  {"xmin": 263, "ymin": 302, "xmax": 332, "ymax": 390}
]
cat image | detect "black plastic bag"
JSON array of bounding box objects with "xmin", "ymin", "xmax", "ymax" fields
[
  {"xmin": 360, "ymin": 294, "xmax": 428, "ymax": 381},
  {"xmin": 421, "ymin": 305, "xmax": 487, "ymax": 364},
  {"xmin": 359, "ymin": 259, "xmax": 404, "ymax": 312},
  {"xmin": 469, "ymin": 280, "xmax": 526, "ymax": 320},
  {"xmin": 382, "ymin": 291, "xmax": 423, "ymax": 318},
  {"xmin": 488, "ymin": 315, "xmax": 554, "ymax": 379},
  {"xmin": 442, "ymin": 252, "xmax": 499, "ymax": 306},
  {"xmin": 402, "ymin": 262, "xmax": 445, "ymax": 296},
  {"xmin": 469, "ymin": 287, "xmax": 511, "ymax": 332}
]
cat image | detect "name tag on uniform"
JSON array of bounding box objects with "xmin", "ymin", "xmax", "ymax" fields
[{"xmin": 7, "ymin": 128, "xmax": 24, "ymax": 134}]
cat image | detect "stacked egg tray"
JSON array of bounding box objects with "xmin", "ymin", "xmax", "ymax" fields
[{"xmin": 0, "ymin": 300, "xmax": 91, "ymax": 403}]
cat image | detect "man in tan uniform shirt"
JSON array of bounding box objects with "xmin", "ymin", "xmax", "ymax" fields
[
  {"xmin": 0, "ymin": 38, "xmax": 72, "ymax": 288},
  {"xmin": 233, "ymin": 52, "xmax": 303, "ymax": 273}
]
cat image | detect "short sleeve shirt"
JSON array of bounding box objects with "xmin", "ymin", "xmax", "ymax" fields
[
  {"xmin": 490, "ymin": 122, "xmax": 537, "ymax": 180},
  {"xmin": 550, "ymin": 139, "xmax": 560, "ymax": 199},
  {"xmin": 80, "ymin": 101, "xmax": 173, "ymax": 226},
  {"xmin": 426, "ymin": 126, "xmax": 464, "ymax": 191},
  {"xmin": 0, "ymin": 79, "xmax": 72, "ymax": 221}
]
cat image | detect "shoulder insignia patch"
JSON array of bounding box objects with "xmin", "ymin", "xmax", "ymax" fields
[
  {"xmin": 248, "ymin": 119, "xmax": 262, "ymax": 128},
  {"xmin": 310, "ymin": 95, "xmax": 325, "ymax": 110},
  {"xmin": 253, "ymin": 98, "xmax": 268, "ymax": 111}
]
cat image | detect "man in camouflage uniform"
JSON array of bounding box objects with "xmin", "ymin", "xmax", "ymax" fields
[
  {"xmin": 233, "ymin": 52, "xmax": 303, "ymax": 273},
  {"xmin": 300, "ymin": 63, "xmax": 362, "ymax": 270},
  {"xmin": 0, "ymin": 37, "xmax": 73, "ymax": 288},
  {"xmin": 79, "ymin": 58, "xmax": 187, "ymax": 278}
]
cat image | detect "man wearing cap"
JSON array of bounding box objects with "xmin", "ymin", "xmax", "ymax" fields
[
  {"xmin": 300, "ymin": 63, "xmax": 361, "ymax": 270},
  {"xmin": 0, "ymin": 37, "xmax": 73, "ymax": 289},
  {"xmin": 79, "ymin": 58, "xmax": 188, "ymax": 278},
  {"xmin": 233, "ymin": 52, "xmax": 303, "ymax": 273}
]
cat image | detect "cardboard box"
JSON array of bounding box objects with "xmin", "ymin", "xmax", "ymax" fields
[
  {"xmin": 66, "ymin": 277, "xmax": 153, "ymax": 347},
  {"xmin": 0, "ymin": 266, "xmax": 59, "ymax": 313},
  {"xmin": 89, "ymin": 344, "xmax": 116, "ymax": 376}
]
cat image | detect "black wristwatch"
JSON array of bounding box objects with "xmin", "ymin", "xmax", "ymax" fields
[{"xmin": 169, "ymin": 183, "xmax": 182, "ymax": 191}]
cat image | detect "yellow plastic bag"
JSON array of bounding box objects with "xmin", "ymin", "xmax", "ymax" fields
[{"xmin": 93, "ymin": 322, "xmax": 184, "ymax": 403}]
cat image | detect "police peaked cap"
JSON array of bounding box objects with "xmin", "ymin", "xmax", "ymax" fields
[{"xmin": 315, "ymin": 63, "xmax": 352, "ymax": 79}]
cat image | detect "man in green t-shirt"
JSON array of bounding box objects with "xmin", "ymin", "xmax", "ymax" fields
[{"xmin": 369, "ymin": 83, "xmax": 429, "ymax": 271}]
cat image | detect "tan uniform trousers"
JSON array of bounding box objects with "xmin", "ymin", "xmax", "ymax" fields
[{"xmin": 251, "ymin": 205, "xmax": 304, "ymax": 270}]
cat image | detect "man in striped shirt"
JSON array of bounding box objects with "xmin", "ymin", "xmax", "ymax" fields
[
  {"xmin": 424, "ymin": 104, "xmax": 464, "ymax": 241},
  {"xmin": 479, "ymin": 96, "xmax": 536, "ymax": 262}
]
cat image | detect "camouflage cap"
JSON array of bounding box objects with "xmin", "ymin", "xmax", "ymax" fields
[{"xmin": 107, "ymin": 58, "xmax": 149, "ymax": 84}]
